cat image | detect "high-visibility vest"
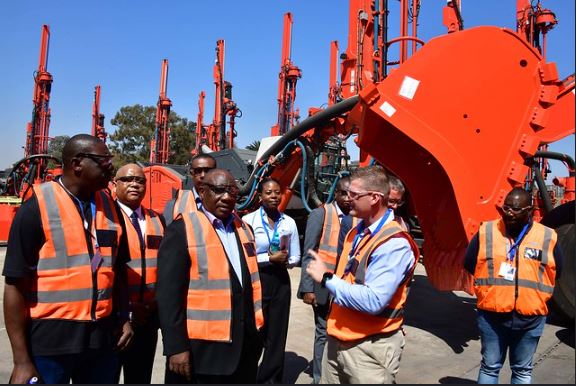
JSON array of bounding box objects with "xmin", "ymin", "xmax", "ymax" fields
[
  {"xmin": 173, "ymin": 190, "xmax": 199, "ymax": 218},
  {"xmin": 317, "ymin": 203, "xmax": 341, "ymax": 272},
  {"xmin": 31, "ymin": 181, "xmax": 122, "ymax": 321},
  {"xmin": 181, "ymin": 211, "xmax": 264, "ymax": 342},
  {"xmin": 121, "ymin": 207, "xmax": 164, "ymax": 303},
  {"xmin": 474, "ymin": 220, "xmax": 557, "ymax": 316},
  {"xmin": 327, "ymin": 220, "xmax": 418, "ymax": 341}
]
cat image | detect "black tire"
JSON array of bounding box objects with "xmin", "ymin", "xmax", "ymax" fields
[{"xmin": 541, "ymin": 202, "xmax": 575, "ymax": 324}]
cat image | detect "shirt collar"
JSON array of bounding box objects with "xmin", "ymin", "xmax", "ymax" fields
[
  {"xmin": 360, "ymin": 209, "xmax": 394, "ymax": 234},
  {"xmin": 117, "ymin": 200, "xmax": 143, "ymax": 219},
  {"xmin": 201, "ymin": 206, "xmax": 234, "ymax": 228},
  {"xmin": 333, "ymin": 202, "xmax": 344, "ymax": 218}
]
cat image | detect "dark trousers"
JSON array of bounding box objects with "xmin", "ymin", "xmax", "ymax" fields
[
  {"xmin": 33, "ymin": 349, "xmax": 118, "ymax": 384},
  {"xmin": 117, "ymin": 321, "xmax": 159, "ymax": 384},
  {"xmin": 312, "ymin": 302, "xmax": 330, "ymax": 384},
  {"xmin": 164, "ymin": 330, "xmax": 262, "ymax": 384},
  {"xmin": 257, "ymin": 264, "xmax": 291, "ymax": 384}
]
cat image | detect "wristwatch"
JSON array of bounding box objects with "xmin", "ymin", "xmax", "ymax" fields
[{"xmin": 321, "ymin": 272, "xmax": 334, "ymax": 288}]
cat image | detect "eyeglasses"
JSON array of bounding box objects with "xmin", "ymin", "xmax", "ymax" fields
[
  {"xmin": 116, "ymin": 176, "xmax": 147, "ymax": 185},
  {"xmin": 387, "ymin": 199, "xmax": 404, "ymax": 207},
  {"xmin": 76, "ymin": 152, "xmax": 114, "ymax": 165},
  {"xmin": 346, "ymin": 189, "xmax": 384, "ymax": 200},
  {"xmin": 191, "ymin": 167, "xmax": 214, "ymax": 176},
  {"xmin": 502, "ymin": 205, "xmax": 532, "ymax": 214},
  {"xmin": 203, "ymin": 183, "xmax": 239, "ymax": 197}
]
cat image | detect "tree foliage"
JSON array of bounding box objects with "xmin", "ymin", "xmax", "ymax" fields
[
  {"xmin": 245, "ymin": 140, "xmax": 261, "ymax": 151},
  {"xmin": 47, "ymin": 135, "xmax": 70, "ymax": 160},
  {"xmin": 108, "ymin": 104, "xmax": 195, "ymax": 168}
]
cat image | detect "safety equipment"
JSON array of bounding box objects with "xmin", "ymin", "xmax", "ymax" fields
[
  {"xmin": 317, "ymin": 203, "xmax": 340, "ymax": 272},
  {"xmin": 121, "ymin": 208, "xmax": 164, "ymax": 303},
  {"xmin": 31, "ymin": 181, "xmax": 122, "ymax": 321},
  {"xmin": 182, "ymin": 211, "xmax": 264, "ymax": 341},
  {"xmin": 327, "ymin": 221, "xmax": 418, "ymax": 341},
  {"xmin": 172, "ymin": 189, "xmax": 199, "ymax": 219},
  {"xmin": 474, "ymin": 219, "xmax": 557, "ymax": 315}
]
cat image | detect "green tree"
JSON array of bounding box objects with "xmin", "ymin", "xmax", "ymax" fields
[
  {"xmin": 108, "ymin": 104, "xmax": 195, "ymax": 168},
  {"xmin": 46, "ymin": 135, "xmax": 70, "ymax": 168},
  {"xmin": 245, "ymin": 140, "xmax": 261, "ymax": 151}
]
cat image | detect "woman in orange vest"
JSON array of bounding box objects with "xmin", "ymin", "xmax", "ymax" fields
[{"xmin": 464, "ymin": 187, "xmax": 563, "ymax": 384}]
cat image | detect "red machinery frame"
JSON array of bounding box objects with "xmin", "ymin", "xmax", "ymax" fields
[
  {"xmin": 271, "ymin": 12, "xmax": 302, "ymax": 137},
  {"xmin": 91, "ymin": 85, "xmax": 107, "ymax": 143},
  {"xmin": 149, "ymin": 59, "xmax": 172, "ymax": 164}
]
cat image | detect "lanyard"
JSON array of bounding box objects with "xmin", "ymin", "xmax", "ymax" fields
[
  {"xmin": 349, "ymin": 209, "xmax": 391, "ymax": 258},
  {"xmin": 260, "ymin": 206, "xmax": 280, "ymax": 247},
  {"xmin": 58, "ymin": 179, "xmax": 99, "ymax": 249},
  {"xmin": 506, "ymin": 222, "xmax": 530, "ymax": 262}
]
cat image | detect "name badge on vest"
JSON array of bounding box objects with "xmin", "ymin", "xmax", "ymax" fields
[
  {"xmin": 146, "ymin": 235, "xmax": 163, "ymax": 250},
  {"xmin": 524, "ymin": 247, "xmax": 542, "ymax": 261},
  {"xmin": 243, "ymin": 242, "xmax": 256, "ymax": 257},
  {"xmin": 498, "ymin": 262, "xmax": 516, "ymax": 281},
  {"xmin": 91, "ymin": 249, "xmax": 103, "ymax": 272}
]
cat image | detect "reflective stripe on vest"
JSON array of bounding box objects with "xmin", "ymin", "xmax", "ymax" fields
[
  {"xmin": 318, "ymin": 204, "xmax": 340, "ymax": 272},
  {"xmin": 31, "ymin": 181, "xmax": 121, "ymax": 321},
  {"xmin": 124, "ymin": 207, "xmax": 164, "ymax": 303},
  {"xmin": 474, "ymin": 220, "xmax": 557, "ymax": 315},
  {"xmin": 182, "ymin": 211, "xmax": 264, "ymax": 342},
  {"xmin": 327, "ymin": 220, "xmax": 418, "ymax": 341},
  {"xmin": 174, "ymin": 190, "xmax": 198, "ymax": 218}
]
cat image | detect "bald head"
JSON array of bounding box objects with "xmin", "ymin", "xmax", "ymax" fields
[
  {"xmin": 62, "ymin": 134, "xmax": 105, "ymax": 167},
  {"xmin": 114, "ymin": 163, "xmax": 147, "ymax": 209}
]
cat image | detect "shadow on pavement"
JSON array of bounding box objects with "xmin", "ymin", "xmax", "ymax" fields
[
  {"xmin": 556, "ymin": 328, "xmax": 575, "ymax": 349},
  {"xmin": 404, "ymin": 274, "xmax": 479, "ymax": 353},
  {"xmin": 439, "ymin": 376, "xmax": 477, "ymax": 384},
  {"xmin": 283, "ymin": 351, "xmax": 309, "ymax": 384}
]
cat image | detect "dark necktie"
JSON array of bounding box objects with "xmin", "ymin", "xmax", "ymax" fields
[{"xmin": 130, "ymin": 211, "xmax": 145, "ymax": 252}]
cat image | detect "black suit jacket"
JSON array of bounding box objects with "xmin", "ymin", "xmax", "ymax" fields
[{"xmin": 156, "ymin": 218, "xmax": 261, "ymax": 375}]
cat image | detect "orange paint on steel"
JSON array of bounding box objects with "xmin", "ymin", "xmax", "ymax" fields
[
  {"xmin": 351, "ymin": 26, "xmax": 574, "ymax": 293},
  {"xmin": 91, "ymin": 85, "xmax": 107, "ymax": 143}
]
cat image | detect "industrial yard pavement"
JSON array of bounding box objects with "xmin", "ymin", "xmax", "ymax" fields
[{"xmin": 0, "ymin": 247, "xmax": 573, "ymax": 384}]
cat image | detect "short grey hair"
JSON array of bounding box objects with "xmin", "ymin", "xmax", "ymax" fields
[{"xmin": 388, "ymin": 175, "xmax": 405, "ymax": 195}]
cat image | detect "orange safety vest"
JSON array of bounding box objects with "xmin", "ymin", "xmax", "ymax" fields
[
  {"xmin": 121, "ymin": 207, "xmax": 164, "ymax": 303},
  {"xmin": 31, "ymin": 181, "xmax": 122, "ymax": 321},
  {"xmin": 173, "ymin": 189, "xmax": 199, "ymax": 219},
  {"xmin": 474, "ymin": 219, "xmax": 557, "ymax": 316},
  {"xmin": 327, "ymin": 220, "xmax": 418, "ymax": 341},
  {"xmin": 317, "ymin": 203, "xmax": 341, "ymax": 272},
  {"xmin": 181, "ymin": 211, "xmax": 264, "ymax": 342}
]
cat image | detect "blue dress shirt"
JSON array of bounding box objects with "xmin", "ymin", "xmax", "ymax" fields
[{"xmin": 326, "ymin": 210, "xmax": 415, "ymax": 315}]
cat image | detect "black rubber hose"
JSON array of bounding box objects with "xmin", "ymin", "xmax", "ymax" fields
[
  {"xmin": 238, "ymin": 95, "xmax": 359, "ymax": 195},
  {"xmin": 533, "ymin": 151, "xmax": 575, "ymax": 172},
  {"xmin": 531, "ymin": 164, "xmax": 554, "ymax": 213}
]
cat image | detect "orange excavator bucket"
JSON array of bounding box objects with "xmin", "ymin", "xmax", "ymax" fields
[{"xmin": 352, "ymin": 26, "xmax": 574, "ymax": 293}]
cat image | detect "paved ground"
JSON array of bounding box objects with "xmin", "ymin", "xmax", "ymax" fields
[{"xmin": 0, "ymin": 246, "xmax": 574, "ymax": 383}]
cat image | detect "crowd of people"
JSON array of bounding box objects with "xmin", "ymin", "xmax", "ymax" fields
[{"xmin": 2, "ymin": 134, "xmax": 562, "ymax": 384}]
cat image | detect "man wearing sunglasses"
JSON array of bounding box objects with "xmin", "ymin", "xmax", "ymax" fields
[
  {"xmin": 297, "ymin": 176, "xmax": 351, "ymax": 384},
  {"xmin": 306, "ymin": 165, "xmax": 419, "ymax": 384},
  {"xmin": 163, "ymin": 153, "xmax": 216, "ymax": 225},
  {"xmin": 3, "ymin": 134, "xmax": 133, "ymax": 384},
  {"xmin": 157, "ymin": 169, "xmax": 264, "ymax": 383},
  {"xmin": 113, "ymin": 163, "xmax": 165, "ymax": 384},
  {"xmin": 464, "ymin": 187, "xmax": 563, "ymax": 384}
]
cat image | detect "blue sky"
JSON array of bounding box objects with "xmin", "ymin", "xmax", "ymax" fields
[{"xmin": 1, "ymin": 1, "xmax": 574, "ymax": 180}]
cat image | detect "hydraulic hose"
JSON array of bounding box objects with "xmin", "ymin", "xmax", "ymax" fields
[{"xmin": 238, "ymin": 95, "xmax": 359, "ymax": 196}]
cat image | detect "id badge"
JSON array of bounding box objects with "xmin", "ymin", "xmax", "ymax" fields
[
  {"xmin": 498, "ymin": 262, "xmax": 516, "ymax": 281},
  {"xmin": 91, "ymin": 249, "xmax": 103, "ymax": 272}
]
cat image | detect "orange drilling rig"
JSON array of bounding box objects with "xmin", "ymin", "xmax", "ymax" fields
[
  {"xmin": 92, "ymin": 85, "xmax": 107, "ymax": 143},
  {"xmin": 270, "ymin": 12, "xmax": 302, "ymax": 137},
  {"xmin": 233, "ymin": 0, "xmax": 574, "ymax": 320},
  {"xmin": 0, "ymin": 25, "xmax": 62, "ymax": 244}
]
